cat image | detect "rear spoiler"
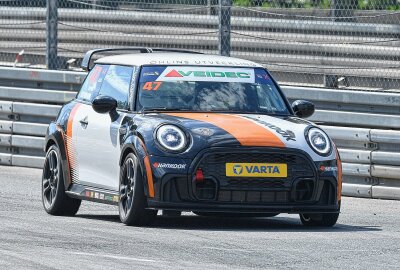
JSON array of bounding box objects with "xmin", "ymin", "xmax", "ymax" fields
[{"xmin": 81, "ymin": 47, "xmax": 203, "ymax": 71}]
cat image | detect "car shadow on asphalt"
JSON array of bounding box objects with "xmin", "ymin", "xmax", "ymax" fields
[{"xmin": 75, "ymin": 214, "xmax": 381, "ymax": 232}]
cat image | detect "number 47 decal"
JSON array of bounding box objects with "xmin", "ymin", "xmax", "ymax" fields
[{"xmin": 143, "ymin": 81, "xmax": 162, "ymax": 91}]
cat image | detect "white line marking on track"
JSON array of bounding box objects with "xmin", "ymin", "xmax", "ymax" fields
[{"xmin": 70, "ymin": 251, "xmax": 158, "ymax": 263}]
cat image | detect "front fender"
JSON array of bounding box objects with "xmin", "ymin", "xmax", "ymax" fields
[{"xmin": 120, "ymin": 135, "xmax": 155, "ymax": 199}]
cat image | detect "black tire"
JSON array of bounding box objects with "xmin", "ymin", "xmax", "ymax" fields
[
  {"xmin": 299, "ymin": 212, "xmax": 339, "ymax": 227},
  {"xmin": 119, "ymin": 153, "xmax": 157, "ymax": 226},
  {"xmin": 42, "ymin": 145, "xmax": 81, "ymax": 216},
  {"xmin": 193, "ymin": 212, "xmax": 279, "ymax": 218}
]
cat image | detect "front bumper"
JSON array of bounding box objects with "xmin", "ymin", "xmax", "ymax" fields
[
  {"xmin": 149, "ymin": 147, "xmax": 340, "ymax": 214},
  {"xmin": 148, "ymin": 201, "xmax": 340, "ymax": 214}
]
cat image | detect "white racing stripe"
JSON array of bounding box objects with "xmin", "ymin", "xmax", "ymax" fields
[{"xmin": 238, "ymin": 114, "xmax": 336, "ymax": 161}]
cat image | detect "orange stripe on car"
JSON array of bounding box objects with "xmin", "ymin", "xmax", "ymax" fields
[
  {"xmin": 66, "ymin": 103, "xmax": 81, "ymax": 137},
  {"xmin": 138, "ymin": 139, "xmax": 155, "ymax": 198},
  {"xmin": 336, "ymin": 149, "xmax": 342, "ymax": 201},
  {"xmin": 144, "ymin": 156, "xmax": 155, "ymax": 198},
  {"xmin": 65, "ymin": 103, "xmax": 81, "ymax": 182},
  {"xmin": 165, "ymin": 113, "xmax": 285, "ymax": 147}
]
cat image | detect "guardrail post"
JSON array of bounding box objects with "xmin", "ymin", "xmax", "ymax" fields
[
  {"xmin": 46, "ymin": 0, "xmax": 58, "ymax": 70},
  {"xmin": 218, "ymin": 0, "xmax": 231, "ymax": 56}
]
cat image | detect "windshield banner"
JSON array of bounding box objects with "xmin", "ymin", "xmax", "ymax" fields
[{"xmin": 155, "ymin": 66, "xmax": 255, "ymax": 83}]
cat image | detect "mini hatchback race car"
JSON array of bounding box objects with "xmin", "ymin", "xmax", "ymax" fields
[{"xmin": 42, "ymin": 48, "xmax": 342, "ymax": 227}]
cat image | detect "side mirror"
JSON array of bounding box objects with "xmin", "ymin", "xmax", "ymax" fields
[
  {"xmin": 292, "ymin": 100, "xmax": 315, "ymax": 118},
  {"xmin": 92, "ymin": 95, "xmax": 117, "ymax": 114}
]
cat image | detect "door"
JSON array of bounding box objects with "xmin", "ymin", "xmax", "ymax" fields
[{"xmin": 74, "ymin": 65, "xmax": 134, "ymax": 191}]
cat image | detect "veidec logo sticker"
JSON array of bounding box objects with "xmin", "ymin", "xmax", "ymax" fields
[
  {"xmin": 165, "ymin": 69, "xmax": 251, "ymax": 79},
  {"xmin": 157, "ymin": 67, "xmax": 255, "ymax": 83}
]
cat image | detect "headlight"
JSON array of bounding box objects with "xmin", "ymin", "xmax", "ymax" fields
[
  {"xmin": 307, "ymin": 128, "xmax": 331, "ymax": 155},
  {"xmin": 156, "ymin": 125, "xmax": 187, "ymax": 152}
]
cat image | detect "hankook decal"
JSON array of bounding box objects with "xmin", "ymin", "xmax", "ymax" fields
[{"xmin": 153, "ymin": 162, "xmax": 187, "ymax": 169}]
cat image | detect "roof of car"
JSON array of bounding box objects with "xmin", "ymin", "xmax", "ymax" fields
[{"xmin": 95, "ymin": 53, "xmax": 263, "ymax": 68}]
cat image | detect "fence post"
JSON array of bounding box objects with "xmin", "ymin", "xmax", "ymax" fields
[
  {"xmin": 218, "ymin": 0, "xmax": 231, "ymax": 56},
  {"xmin": 46, "ymin": 0, "xmax": 58, "ymax": 70}
]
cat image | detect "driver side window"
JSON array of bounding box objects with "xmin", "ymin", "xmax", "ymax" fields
[
  {"xmin": 77, "ymin": 64, "xmax": 109, "ymax": 103},
  {"xmin": 97, "ymin": 65, "xmax": 134, "ymax": 110}
]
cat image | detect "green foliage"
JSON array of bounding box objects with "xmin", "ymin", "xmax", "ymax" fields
[
  {"xmin": 234, "ymin": 0, "xmax": 253, "ymax": 6},
  {"xmin": 232, "ymin": 0, "xmax": 400, "ymax": 10},
  {"xmin": 358, "ymin": 0, "xmax": 400, "ymax": 10}
]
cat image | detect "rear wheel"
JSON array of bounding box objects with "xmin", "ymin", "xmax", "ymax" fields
[
  {"xmin": 42, "ymin": 145, "xmax": 81, "ymax": 216},
  {"xmin": 299, "ymin": 212, "xmax": 339, "ymax": 227},
  {"xmin": 119, "ymin": 153, "xmax": 157, "ymax": 226}
]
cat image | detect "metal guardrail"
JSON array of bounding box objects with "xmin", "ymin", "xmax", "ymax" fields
[
  {"xmin": 2, "ymin": 6, "xmax": 400, "ymax": 89},
  {"xmin": 0, "ymin": 67, "xmax": 399, "ymax": 200}
]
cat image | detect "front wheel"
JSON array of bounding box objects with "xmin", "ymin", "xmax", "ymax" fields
[
  {"xmin": 42, "ymin": 145, "xmax": 81, "ymax": 216},
  {"xmin": 119, "ymin": 153, "xmax": 157, "ymax": 226},
  {"xmin": 299, "ymin": 212, "xmax": 339, "ymax": 227}
]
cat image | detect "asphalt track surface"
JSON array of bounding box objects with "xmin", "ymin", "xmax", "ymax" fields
[{"xmin": 0, "ymin": 166, "xmax": 399, "ymax": 270}]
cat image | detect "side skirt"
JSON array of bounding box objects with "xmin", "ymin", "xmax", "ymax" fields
[{"xmin": 66, "ymin": 183, "xmax": 119, "ymax": 206}]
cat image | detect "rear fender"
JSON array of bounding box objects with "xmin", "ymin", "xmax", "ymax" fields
[{"xmin": 45, "ymin": 122, "xmax": 72, "ymax": 190}]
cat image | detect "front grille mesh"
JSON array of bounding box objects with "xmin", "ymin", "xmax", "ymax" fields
[{"xmin": 198, "ymin": 151, "xmax": 314, "ymax": 190}]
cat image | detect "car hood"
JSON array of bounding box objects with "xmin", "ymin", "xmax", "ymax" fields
[{"xmin": 134, "ymin": 112, "xmax": 336, "ymax": 161}]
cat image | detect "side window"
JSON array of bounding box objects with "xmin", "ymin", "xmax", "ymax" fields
[
  {"xmin": 77, "ymin": 65, "xmax": 109, "ymax": 103},
  {"xmin": 97, "ymin": 65, "xmax": 133, "ymax": 110}
]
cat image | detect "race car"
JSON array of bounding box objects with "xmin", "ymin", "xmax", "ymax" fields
[{"xmin": 42, "ymin": 48, "xmax": 342, "ymax": 227}]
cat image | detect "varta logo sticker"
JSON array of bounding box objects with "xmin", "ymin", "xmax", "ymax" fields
[
  {"xmin": 226, "ymin": 163, "xmax": 287, "ymax": 177},
  {"xmin": 233, "ymin": 164, "xmax": 244, "ymax": 175},
  {"xmin": 158, "ymin": 67, "xmax": 255, "ymax": 83}
]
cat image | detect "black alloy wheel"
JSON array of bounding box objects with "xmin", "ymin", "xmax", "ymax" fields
[
  {"xmin": 42, "ymin": 145, "xmax": 81, "ymax": 216},
  {"xmin": 42, "ymin": 148, "xmax": 59, "ymax": 209},
  {"xmin": 119, "ymin": 153, "xmax": 157, "ymax": 226}
]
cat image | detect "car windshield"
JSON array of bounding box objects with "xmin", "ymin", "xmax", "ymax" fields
[{"xmin": 137, "ymin": 66, "xmax": 290, "ymax": 115}]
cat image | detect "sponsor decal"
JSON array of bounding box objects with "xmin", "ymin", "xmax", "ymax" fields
[
  {"xmin": 233, "ymin": 164, "xmax": 243, "ymax": 175},
  {"xmin": 143, "ymin": 71, "xmax": 160, "ymax": 76},
  {"xmin": 164, "ymin": 69, "xmax": 251, "ymax": 79},
  {"xmin": 156, "ymin": 67, "xmax": 255, "ymax": 83},
  {"xmin": 148, "ymin": 60, "xmax": 256, "ymax": 67},
  {"xmin": 83, "ymin": 190, "xmax": 118, "ymax": 202},
  {"xmin": 153, "ymin": 162, "xmax": 187, "ymax": 170},
  {"xmin": 105, "ymin": 195, "xmax": 114, "ymax": 201},
  {"xmin": 320, "ymin": 165, "xmax": 338, "ymax": 172},
  {"xmin": 226, "ymin": 163, "xmax": 287, "ymax": 177},
  {"xmin": 192, "ymin": 127, "xmax": 214, "ymax": 137},
  {"xmin": 243, "ymin": 116, "xmax": 296, "ymax": 142}
]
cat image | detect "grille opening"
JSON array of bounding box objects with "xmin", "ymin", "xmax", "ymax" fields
[
  {"xmin": 319, "ymin": 181, "xmax": 336, "ymax": 205},
  {"xmin": 294, "ymin": 179, "xmax": 315, "ymax": 201},
  {"xmin": 194, "ymin": 178, "xmax": 217, "ymax": 200},
  {"xmin": 218, "ymin": 190, "xmax": 289, "ymax": 203}
]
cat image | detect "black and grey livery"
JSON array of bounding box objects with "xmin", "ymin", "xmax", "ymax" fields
[{"xmin": 42, "ymin": 48, "xmax": 342, "ymax": 227}]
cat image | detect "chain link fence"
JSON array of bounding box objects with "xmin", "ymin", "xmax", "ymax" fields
[{"xmin": 0, "ymin": 0, "xmax": 400, "ymax": 90}]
